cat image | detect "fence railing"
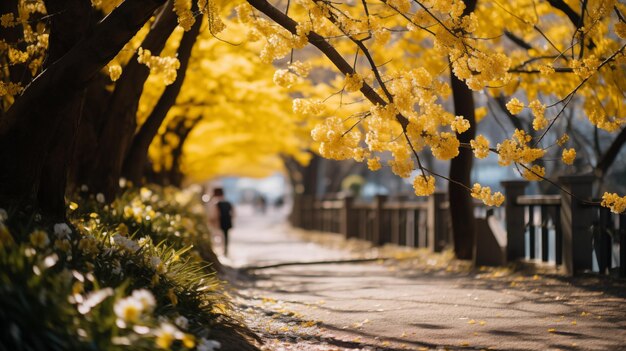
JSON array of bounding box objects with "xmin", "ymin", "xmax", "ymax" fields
[
  {"xmin": 291, "ymin": 193, "xmax": 451, "ymax": 252},
  {"xmin": 292, "ymin": 175, "xmax": 624, "ymax": 277}
]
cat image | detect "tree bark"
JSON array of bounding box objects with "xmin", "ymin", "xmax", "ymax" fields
[
  {"xmin": 123, "ymin": 8, "xmax": 202, "ymax": 184},
  {"xmin": 86, "ymin": 0, "xmax": 177, "ymax": 200},
  {"xmin": 448, "ymin": 0, "xmax": 477, "ymax": 260},
  {"xmin": 37, "ymin": 0, "xmax": 93, "ymax": 219},
  {"xmin": 166, "ymin": 116, "xmax": 202, "ymax": 187},
  {"xmin": 0, "ymin": 0, "xmax": 167, "ymax": 211},
  {"xmin": 449, "ymin": 72, "xmax": 477, "ymax": 260}
]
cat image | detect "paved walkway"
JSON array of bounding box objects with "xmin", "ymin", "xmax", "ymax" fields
[{"xmin": 224, "ymin": 208, "xmax": 626, "ymax": 351}]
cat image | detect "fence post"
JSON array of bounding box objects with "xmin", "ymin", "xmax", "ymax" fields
[
  {"xmin": 559, "ymin": 174, "xmax": 595, "ymax": 275},
  {"xmin": 340, "ymin": 195, "xmax": 354, "ymax": 238},
  {"xmin": 290, "ymin": 194, "xmax": 300, "ymax": 227},
  {"xmin": 373, "ymin": 195, "xmax": 388, "ymax": 245},
  {"xmin": 501, "ymin": 180, "xmax": 528, "ymax": 262},
  {"xmin": 427, "ymin": 192, "xmax": 447, "ymax": 252}
]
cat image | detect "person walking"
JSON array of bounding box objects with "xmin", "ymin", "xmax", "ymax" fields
[{"xmin": 208, "ymin": 187, "xmax": 234, "ymax": 256}]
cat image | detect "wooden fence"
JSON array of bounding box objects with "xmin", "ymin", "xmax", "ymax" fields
[{"xmin": 291, "ymin": 175, "xmax": 625, "ymax": 277}]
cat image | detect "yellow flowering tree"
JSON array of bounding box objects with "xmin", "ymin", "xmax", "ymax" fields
[
  {"xmin": 1, "ymin": 0, "xmax": 626, "ymax": 252},
  {"xmin": 236, "ymin": 0, "xmax": 626, "ymax": 257}
]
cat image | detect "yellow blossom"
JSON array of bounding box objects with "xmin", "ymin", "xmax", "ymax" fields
[
  {"xmin": 367, "ymin": 157, "xmax": 382, "ymax": 171},
  {"xmin": 108, "ymin": 64, "xmax": 122, "ymax": 82},
  {"xmin": 557, "ymin": 134, "xmax": 569, "ymax": 147},
  {"xmin": 471, "ymin": 183, "xmax": 504, "ymax": 206},
  {"xmin": 475, "ymin": 106, "xmax": 488, "ymax": 123},
  {"xmin": 506, "ymin": 98, "xmax": 524, "ymax": 115},
  {"xmin": 470, "ymin": 135, "xmax": 490, "ymax": 159},
  {"xmin": 601, "ymin": 193, "xmax": 626, "ymax": 213},
  {"xmin": 562, "ymin": 148, "xmax": 576, "ymax": 165},
  {"xmin": 451, "ymin": 116, "xmax": 470, "ymax": 133},
  {"xmin": 155, "ymin": 323, "xmax": 179, "ymax": 349},
  {"xmin": 523, "ymin": 165, "xmax": 545, "ymax": 181},
  {"xmin": 413, "ymin": 175, "xmax": 435, "ymax": 196},
  {"xmin": 529, "ymin": 100, "xmax": 547, "ymax": 130},
  {"xmin": 273, "ymin": 69, "xmax": 298, "ymax": 88},
  {"xmin": 344, "ymin": 73, "xmax": 363, "ymax": 92}
]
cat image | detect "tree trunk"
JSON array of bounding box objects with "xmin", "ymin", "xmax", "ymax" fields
[
  {"xmin": 123, "ymin": 8, "xmax": 202, "ymax": 185},
  {"xmin": 87, "ymin": 0, "xmax": 177, "ymax": 200},
  {"xmin": 595, "ymin": 126, "xmax": 626, "ymax": 179},
  {"xmin": 165, "ymin": 116, "xmax": 202, "ymax": 187},
  {"xmin": 447, "ymin": 0, "xmax": 478, "ymax": 260},
  {"xmin": 37, "ymin": 0, "xmax": 93, "ymax": 219},
  {"xmin": 0, "ymin": 0, "xmax": 167, "ymax": 212},
  {"xmin": 449, "ymin": 72, "xmax": 477, "ymax": 260}
]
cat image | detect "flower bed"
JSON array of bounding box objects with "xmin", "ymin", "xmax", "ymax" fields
[{"xmin": 0, "ymin": 185, "xmax": 258, "ymax": 351}]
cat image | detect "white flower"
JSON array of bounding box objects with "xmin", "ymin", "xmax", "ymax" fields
[
  {"xmin": 80, "ymin": 184, "xmax": 89, "ymax": 192},
  {"xmin": 0, "ymin": 208, "xmax": 8, "ymax": 222},
  {"xmin": 77, "ymin": 288, "xmax": 114, "ymax": 314},
  {"xmin": 113, "ymin": 234, "xmax": 140, "ymax": 253},
  {"xmin": 131, "ymin": 289, "xmax": 156, "ymax": 312},
  {"xmin": 174, "ymin": 315, "xmax": 189, "ymax": 329},
  {"xmin": 96, "ymin": 193, "xmax": 105, "ymax": 203},
  {"xmin": 114, "ymin": 296, "xmax": 143, "ymax": 326},
  {"xmin": 113, "ymin": 289, "xmax": 155, "ymax": 327},
  {"xmin": 53, "ymin": 223, "xmax": 72, "ymax": 240},
  {"xmin": 140, "ymin": 187, "xmax": 152, "ymax": 201},
  {"xmin": 197, "ymin": 338, "xmax": 221, "ymax": 351},
  {"xmin": 154, "ymin": 322, "xmax": 182, "ymax": 349}
]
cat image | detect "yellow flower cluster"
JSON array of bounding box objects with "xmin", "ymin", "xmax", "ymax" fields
[
  {"xmin": 556, "ymin": 134, "xmax": 569, "ymax": 146},
  {"xmin": 388, "ymin": 141, "xmax": 414, "ymax": 177},
  {"xmin": 386, "ymin": 0, "xmax": 411, "ymax": 13},
  {"xmin": 451, "ymin": 116, "xmax": 470, "ymax": 133},
  {"xmin": 522, "ymin": 164, "xmax": 545, "ymax": 181},
  {"xmin": 0, "ymin": 13, "xmax": 16, "ymax": 28},
  {"xmin": 311, "ymin": 116, "xmax": 362, "ymax": 160},
  {"xmin": 470, "ymin": 135, "xmax": 490, "ymax": 159},
  {"xmin": 367, "ymin": 157, "xmax": 381, "ymax": 171},
  {"xmin": 137, "ymin": 48, "xmax": 180, "ymax": 85},
  {"xmin": 428, "ymin": 132, "xmax": 460, "ymax": 160},
  {"xmin": 529, "ymin": 100, "xmax": 547, "ymax": 130},
  {"xmin": 344, "ymin": 73, "xmax": 363, "ymax": 93},
  {"xmin": 273, "ymin": 69, "xmax": 298, "ymax": 88},
  {"xmin": 108, "ymin": 64, "xmax": 122, "ymax": 82},
  {"xmin": 496, "ymin": 129, "xmax": 545, "ymax": 166},
  {"xmin": 570, "ymin": 55, "xmax": 600, "ymax": 80},
  {"xmin": 505, "ymin": 98, "xmax": 524, "ymax": 115},
  {"xmin": 289, "ymin": 61, "xmax": 311, "ymax": 77},
  {"xmin": 413, "ymin": 175, "xmax": 435, "ymax": 196},
  {"xmin": 292, "ymin": 98, "xmax": 325, "ymax": 116},
  {"xmin": 8, "ymin": 47, "xmax": 29, "ymax": 64},
  {"xmin": 601, "ymin": 192, "xmax": 626, "ymax": 214},
  {"xmin": 561, "ymin": 148, "xmax": 576, "ymax": 165},
  {"xmin": 471, "ymin": 183, "xmax": 505, "ymax": 207},
  {"xmin": 0, "ymin": 81, "xmax": 23, "ymax": 97},
  {"xmin": 173, "ymin": 0, "xmax": 195, "ymax": 31}
]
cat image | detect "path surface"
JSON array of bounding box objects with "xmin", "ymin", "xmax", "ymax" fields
[{"xmin": 224, "ymin": 207, "xmax": 626, "ymax": 351}]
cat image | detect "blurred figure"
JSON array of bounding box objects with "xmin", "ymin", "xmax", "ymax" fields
[
  {"xmin": 208, "ymin": 188, "xmax": 234, "ymax": 256},
  {"xmin": 255, "ymin": 194, "xmax": 267, "ymax": 214}
]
